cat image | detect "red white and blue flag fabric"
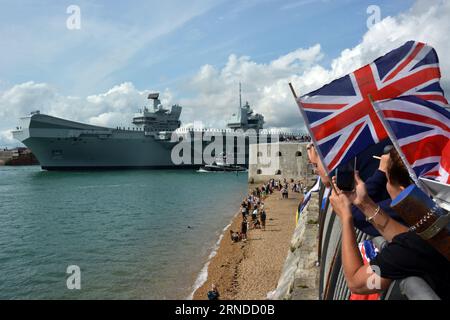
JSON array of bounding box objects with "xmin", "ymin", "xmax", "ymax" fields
[
  {"xmin": 296, "ymin": 177, "xmax": 320, "ymax": 224},
  {"xmin": 375, "ymin": 96, "xmax": 450, "ymax": 184},
  {"xmin": 440, "ymin": 141, "xmax": 450, "ymax": 183},
  {"xmin": 297, "ymin": 41, "xmax": 448, "ymax": 172}
]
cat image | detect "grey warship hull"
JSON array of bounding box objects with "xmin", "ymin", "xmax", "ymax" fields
[
  {"xmin": 12, "ymin": 114, "xmax": 179, "ymax": 169},
  {"xmin": 12, "ymin": 113, "xmax": 256, "ymax": 170}
]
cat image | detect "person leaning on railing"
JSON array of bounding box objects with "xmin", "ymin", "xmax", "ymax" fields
[{"xmin": 328, "ymin": 149, "xmax": 450, "ymax": 299}]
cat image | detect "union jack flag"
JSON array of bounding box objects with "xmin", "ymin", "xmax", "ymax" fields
[
  {"xmin": 375, "ymin": 96, "xmax": 450, "ymax": 184},
  {"xmin": 297, "ymin": 41, "xmax": 448, "ymax": 172}
]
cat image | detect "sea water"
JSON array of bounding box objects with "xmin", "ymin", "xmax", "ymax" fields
[{"xmin": 0, "ymin": 166, "xmax": 247, "ymax": 299}]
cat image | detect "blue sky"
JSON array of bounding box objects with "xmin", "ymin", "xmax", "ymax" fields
[
  {"xmin": 0, "ymin": 0, "xmax": 414, "ymax": 95},
  {"xmin": 3, "ymin": 0, "xmax": 450, "ymax": 147}
]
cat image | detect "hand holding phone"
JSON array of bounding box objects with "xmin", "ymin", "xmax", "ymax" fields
[{"xmin": 336, "ymin": 158, "xmax": 356, "ymax": 192}]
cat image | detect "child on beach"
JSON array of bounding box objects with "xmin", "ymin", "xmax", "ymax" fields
[
  {"xmin": 230, "ymin": 230, "xmax": 240, "ymax": 243},
  {"xmin": 207, "ymin": 284, "xmax": 220, "ymax": 300}
]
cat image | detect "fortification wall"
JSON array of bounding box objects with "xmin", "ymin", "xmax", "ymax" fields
[
  {"xmin": 248, "ymin": 142, "xmax": 310, "ymax": 184},
  {"xmin": 271, "ymin": 192, "xmax": 320, "ymax": 300}
]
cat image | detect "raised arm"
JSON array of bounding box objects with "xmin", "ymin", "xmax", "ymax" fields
[
  {"xmin": 343, "ymin": 172, "xmax": 408, "ymax": 242},
  {"xmin": 329, "ymin": 188, "xmax": 392, "ymax": 294}
]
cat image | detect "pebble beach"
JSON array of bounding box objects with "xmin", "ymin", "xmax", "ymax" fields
[{"xmin": 193, "ymin": 186, "xmax": 303, "ymax": 300}]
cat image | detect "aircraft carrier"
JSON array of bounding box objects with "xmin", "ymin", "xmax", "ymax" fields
[{"xmin": 12, "ymin": 89, "xmax": 270, "ymax": 170}]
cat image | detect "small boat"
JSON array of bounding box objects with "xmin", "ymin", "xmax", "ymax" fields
[{"xmin": 199, "ymin": 153, "xmax": 246, "ymax": 172}]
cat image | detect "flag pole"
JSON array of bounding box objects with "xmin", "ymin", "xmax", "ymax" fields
[
  {"xmin": 368, "ymin": 95, "xmax": 430, "ymax": 195},
  {"xmin": 289, "ymin": 82, "xmax": 338, "ymax": 193},
  {"xmin": 288, "ymin": 82, "xmax": 329, "ymax": 174}
]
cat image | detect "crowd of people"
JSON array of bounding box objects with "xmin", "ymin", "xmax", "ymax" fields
[
  {"xmin": 208, "ymin": 141, "xmax": 450, "ymax": 300},
  {"xmin": 210, "ymin": 176, "xmax": 304, "ymax": 300},
  {"xmin": 209, "ymin": 138, "xmax": 450, "ymax": 300},
  {"xmin": 307, "ymin": 142, "xmax": 450, "ymax": 300},
  {"xmin": 278, "ymin": 134, "xmax": 311, "ymax": 143},
  {"xmin": 229, "ymin": 178, "xmax": 304, "ymax": 244},
  {"xmin": 230, "ymin": 188, "xmax": 268, "ymax": 243}
]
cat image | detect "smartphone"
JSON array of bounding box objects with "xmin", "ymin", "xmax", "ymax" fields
[{"xmin": 336, "ymin": 158, "xmax": 356, "ymax": 192}]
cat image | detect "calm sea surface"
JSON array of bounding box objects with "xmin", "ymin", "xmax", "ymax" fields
[{"xmin": 0, "ymin": 166, "xmax": 247, "ymax": 299}]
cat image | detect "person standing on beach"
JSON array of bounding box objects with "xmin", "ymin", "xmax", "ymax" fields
[
  {"xmin": 252, "ymin": 205, "xmax": 258, "ymax": 222},
  {"xmin": 281, "ymin": 186, "xmax": 287, "ymax": 199},
  {"xmin": 241, "ymin": 202, "xmax": 248, "ymax": 219},
  {"xmin": 241, "ymin": 217, "xmax": 248, "ymax": 241},
  {"xmin": 260, "ymin": 209, "xmax": 266, "ymax": 231}
]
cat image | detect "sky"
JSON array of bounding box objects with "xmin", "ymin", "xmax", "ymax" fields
[{"xmin": 1, "ymin": 0, "xmax": 449, "ymax": 148}]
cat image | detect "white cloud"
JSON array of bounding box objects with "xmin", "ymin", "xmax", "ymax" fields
[
  {"xmin": 1, "ymin": 0, "xmax": 449, "ymax": 148},
  {"xmin": 179, "ymin": 45, "xmax": 323, "ymax": 128},
  {"xmin": 0, "ymin": 130, "xmax": 15, "ymax": 148},
  {"xmin": 0, "ymin": 82, "xmax": 57, "ymax": 119},
  {"xmin": 0, "ymin": 81, "xmax": 176, "ymax": 147},
  {"xmin": 324, "ymin": 0, "xmax": 450, "ymax": 85},
  {"xmin": 179, "ymin": 0, "xmax": 450, "ymax": 129}
]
